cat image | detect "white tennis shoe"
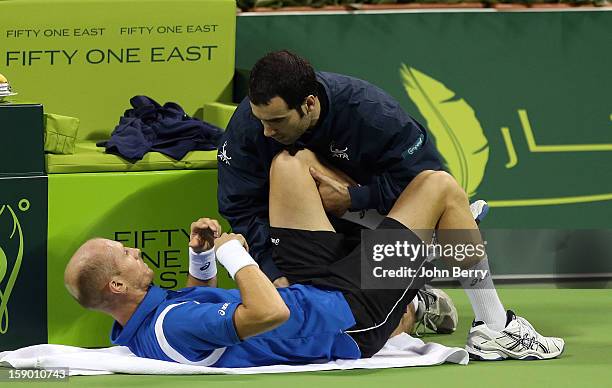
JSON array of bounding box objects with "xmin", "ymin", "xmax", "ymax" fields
[
  {"xmin": 466, "ymin": 310, "xmax": 565, "ymax": 360},
  {"xmin": 470, "ymin": 199, "xmax": 489, "ymax": 225},
  {"xmin": 413, "ymin": 286, "xmax": 458, "ymax": 335}
]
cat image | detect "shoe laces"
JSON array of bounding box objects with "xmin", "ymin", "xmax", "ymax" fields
[
  {"xmin": 512, "ymin": 316, "xmax": 541, "ymax": 349},
  {"xmin": 413, "ymin": 290, "xmax": 440, "ymax": 336}
]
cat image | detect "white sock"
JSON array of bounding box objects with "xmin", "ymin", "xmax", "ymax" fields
[{"xmin": 457, "ymin": 256, "xmax": 506, "ymax": 331}]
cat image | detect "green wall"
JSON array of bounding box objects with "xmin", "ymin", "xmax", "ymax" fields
[
  {"xmin": 47, "ymin": 170, "xmax": 233, "ymax": 347},
  {"xmin": 236, "ymin": 10, "xmax": 612, "ymax": 276},
  {"xmin": 236, "ymin": 10, "xmax": 612, "ymax": 228}
]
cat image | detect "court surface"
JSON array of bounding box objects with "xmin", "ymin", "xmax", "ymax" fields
[{"xmin": 3, "ymin": 286, "xmax": 611, "ymax": 388}]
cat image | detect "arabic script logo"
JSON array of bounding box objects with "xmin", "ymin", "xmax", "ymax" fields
[{"xmin": 0, "ymin": 203, "xmax": 25, "ymax": 335}]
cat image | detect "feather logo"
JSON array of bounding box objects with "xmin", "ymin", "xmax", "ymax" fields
[
  {"xmin": 0, "ymin": 204, "xmax": 24, "ymax": 335},
  {"xmin": 400, "ymin": 65, "xmax": 489, "ymax": 197}
]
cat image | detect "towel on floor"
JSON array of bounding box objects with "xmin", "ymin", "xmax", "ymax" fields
[{"xmin": 0, "ymin": 334, "xmax": 468, "ymax": 376}]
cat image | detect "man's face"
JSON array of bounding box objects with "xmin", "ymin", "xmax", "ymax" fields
[
  {"xmin": 250, "ymin": 96, "xmax": 310, "ymax": 145},
  {"xmin": 106, "ymin": 240, "xmax": 154, "ymax": 291}
]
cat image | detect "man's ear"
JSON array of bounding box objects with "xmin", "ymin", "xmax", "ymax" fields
[
  {"xmin": 305, "ymin": 95, "xmax": 316, "ymax": 111},
  {"xmin": 108, "ymin": 278, "xmax": 127, "ymax": 294}
]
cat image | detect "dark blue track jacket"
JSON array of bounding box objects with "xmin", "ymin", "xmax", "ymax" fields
[
  {"xmin": 217, "ymin": 72, "xmax": 442, "ymax": 280},
  {"xmin": 101, "ymin": 96, "xmax": 222, "ymax": 161}
]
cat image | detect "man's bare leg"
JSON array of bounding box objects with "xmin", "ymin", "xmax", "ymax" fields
[
  {"xmin": 269, "ymin": 149, "xmax": 416, "ymax": 336},
  {"xmin": 385, "ymin": 170, "xmax": 506, "ymax": 330},
  {"xmin": 365, "ymin": 170, "xmax": 565, "ymax": 361},
  {"xmin": 291, "ymin": 148, "xmax": 357, "ymax": 187},
  {"xmin": 386, "ymin": 171, "xmax": 481, "ymax": 266},
  {"xmin": 390, "ymin": 302, "xmax": 416, "ymax": 337},
  {"xmin": 269, "ymin": 150, "xmax": 335, "ymax": 231}
]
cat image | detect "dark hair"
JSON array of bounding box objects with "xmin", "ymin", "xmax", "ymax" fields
[{"xmin": 249, "ymin": 50, "xmax": 318, "ymax": 116}]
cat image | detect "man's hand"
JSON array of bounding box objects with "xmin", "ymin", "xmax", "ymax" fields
[
  {"xmin": 273, "ymin": 276, "xmax": 290, "ymax": 288},
  {"xmin": 189, "ymin": 218, "xmax": 222, "ymax": 253},
  {"xmin": 309, "ymin": 167, "xmax": 352, "ymax": 217},
  {"xmin": 214, "ymin": 232, "xmax": 249, "ymax": 253}
]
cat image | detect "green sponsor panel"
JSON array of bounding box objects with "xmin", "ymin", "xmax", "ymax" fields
[
  {"xmin": 236, "ymin": 11, "xmax": 612, "ymax": 275},
  {"xmin": 0, "ymin": 176, "xmax": 47, "ymax": 351},
  {"xmin": 47, "ymin": 169, "xmax": 233, "ymax": 347},
  {"xmin": 0, "ymin": 0, "xmax": 235, "ymax": 141},
  {"xmin": 0, "ymin": 103, "xmax": 44, "ymax": 177}
]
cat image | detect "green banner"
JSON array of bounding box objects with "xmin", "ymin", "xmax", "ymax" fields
[
  {"xmin": 236, "ymin": 10, "xmax": 612, "ymax": 275},
  {"xmin": 0, "ymin": 176, "xmax": 48, "ymax": 351},
  {"xmin": 47, "ymin": 169, "xmax": 232, "ymax": 347},
  {"xmin": 237, "ymin": 11, "xmax": 612, "ymax": 223},
  {"xmin": 0, "ymin": 0, "xmax": 236, "ymax": 140}
]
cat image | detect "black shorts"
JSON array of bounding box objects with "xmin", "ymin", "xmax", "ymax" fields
[{"xmin": 270, "ymin": 217, "xmax": 430, "ymax": 358}]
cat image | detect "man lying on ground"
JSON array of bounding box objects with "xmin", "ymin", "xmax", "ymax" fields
[{"xmin": 64, "ymin": 150, "xmax": 564, "ymax": 366}]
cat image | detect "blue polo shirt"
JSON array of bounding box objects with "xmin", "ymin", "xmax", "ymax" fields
[{"xmin": 111, "ymin": 285, "xmax": 361, "ymax": 367}]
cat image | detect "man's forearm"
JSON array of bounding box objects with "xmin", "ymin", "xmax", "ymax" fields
[
  {"xmin": 233, "ymin": 266, "xmax": 289, "ymax": 339},
  {"xmin": 216, "ymin": 239, "xmax": 290, "ymax": 339},
  {"xmin": 186, "ymin": 274, "xmax": 217, "ymax": 288}
]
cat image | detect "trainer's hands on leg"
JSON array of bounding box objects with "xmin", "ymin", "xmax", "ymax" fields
[
  {"xmin": 189, "ymin": 218, "xmax": 222, "ymax": 253},
  {"xmin": 309, "ymin": 167, "xmax": 352, "ymax": 217}
]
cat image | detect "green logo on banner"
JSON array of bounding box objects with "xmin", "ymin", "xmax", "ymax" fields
[
  {"xmin": 400, "ymin": 64, "xmax": 612, "ymax": 207},
  {"xmin": 0, "ymin": 201, "xmax": 27, "ymax": 335},
  {"xmin": 400, "ymin": 64, "xmax": 489, "ymax": 197}
]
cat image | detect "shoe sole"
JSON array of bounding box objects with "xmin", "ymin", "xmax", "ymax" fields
[
  {"xmin": 466, "ymin": 345, "xmax": 564, "ymax": 361},
  {"xmin": 421, "ymin": 287, "xmax": 459, "ymax": 334}
]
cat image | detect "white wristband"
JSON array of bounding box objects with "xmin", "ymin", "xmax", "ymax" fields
[
  {"xmin": 215, "ymin": 240, "xmax": 258, "ymax": 279},
  {"xmin": 189, "ymin": 247, "xmax": 217, "ymax": 281}
]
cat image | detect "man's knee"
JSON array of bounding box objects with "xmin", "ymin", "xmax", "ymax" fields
[
  {"xmin": 270, "ymin": 150, "xmax": 309, "ymax": 179},
  {"xmin": 271, "ymin": 149, "xmax": 318, "ymax": 170},
  {"xmin": 291, "ymin": 148, "xmax": 318, "ymax": 164},
  {"xmin": 409, "ymin": 171, "xmax": 468, "ymax": 205}
]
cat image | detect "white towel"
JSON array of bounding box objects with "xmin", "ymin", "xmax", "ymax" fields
[{"xmin": 0, "ymin": 334, "xmax": 468, "ymax": 375}]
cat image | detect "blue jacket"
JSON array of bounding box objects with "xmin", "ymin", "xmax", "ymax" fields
[
  {"xmin": 101, "ymin": 96, "xmax": 222, "ymax": 161},
  {"xmin": 217, "ymin": 72, "xmax": 442, "ymax": 280}
]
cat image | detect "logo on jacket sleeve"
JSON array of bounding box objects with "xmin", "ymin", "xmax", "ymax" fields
[
  {"xmin": 217, "ymin": 141, "xmax": 232, "ymax": 166},
  {"xmin": 330, "ymin": 142, "xmax": 349, "ymax": 160},
  {"xmin": 402, "ymin": 133, "xmax": 425, "ymax": 159}
]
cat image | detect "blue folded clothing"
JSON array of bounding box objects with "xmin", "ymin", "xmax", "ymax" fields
[{"xmin": 99, "ymin": 95, "xmax": 222, "ymax": 161}]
